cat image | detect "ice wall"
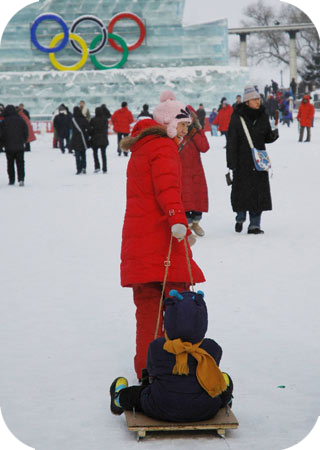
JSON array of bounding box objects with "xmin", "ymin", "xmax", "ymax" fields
[
  {"xmin": 0, "ymin": 0, "xmax": 228, "ymax": 71},
  {"xmin": 0, "ymin": 66, "xmax": 248, "ymax": 117}
]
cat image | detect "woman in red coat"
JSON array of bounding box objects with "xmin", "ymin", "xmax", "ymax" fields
[
  {"xmin": 179, "ymin": 105, "xmax": 210, "ymax": 238},
  {"xmin": 120, "ymin": 91, "xmax": 205, "ymax": 380},
  {"xmin": 297, "ymin": 95, "xmax": 315, "ymax": 142},
  {"xmin": 212, "ymin": 101, "xmax": 233, "ymax": 147}
]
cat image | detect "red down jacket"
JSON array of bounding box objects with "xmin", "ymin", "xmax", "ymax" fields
[
  {"xmin": 297, "ymin": 95, "xmax": 315, "ymax": 128},
  {"xmin": 212, "ymin": 104, "xmax": 233, "ymax": 132},
  {"xmin": 120, "ymin": 119, "xmax": 205, "ymax": 287},
  {"xmin": 179, "ymin": 129, "xmax": 209, "ymax": 212},
  {"xmin": 111, "ymin": 106, "xmax": 134, "ymax": 133}
]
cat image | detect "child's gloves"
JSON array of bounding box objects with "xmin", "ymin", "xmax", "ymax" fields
[{"xmin": 171, "ymin": 223, "xmax": 187, "ymax": 241}]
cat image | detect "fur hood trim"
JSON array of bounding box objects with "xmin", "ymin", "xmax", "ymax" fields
[{"xmin": 120, "ymin": 125, "xmax": 168, "ymax": 151}]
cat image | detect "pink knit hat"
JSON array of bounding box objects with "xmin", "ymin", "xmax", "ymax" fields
[{"xmin": 153, "ymin": 90, "xmax": 191, "ymax": 138}]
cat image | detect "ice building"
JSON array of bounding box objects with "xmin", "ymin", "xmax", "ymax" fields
[{"xmin": 0, "ymin": 0, "xmax": 248, "ymax": 117}]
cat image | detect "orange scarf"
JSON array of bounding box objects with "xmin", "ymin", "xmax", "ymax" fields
[{"xmin": 163, "ymin": 334, "xmax": 227, "ymax": 398}]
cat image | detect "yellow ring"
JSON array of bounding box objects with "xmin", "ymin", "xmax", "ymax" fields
[{"xmin": 49, "ymin": 33, "xmax": 88, "ymax": 71}]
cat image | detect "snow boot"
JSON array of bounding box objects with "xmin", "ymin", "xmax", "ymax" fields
[
  {"xmin": 188, "ymin": 223, "xmax": 197, "ymax": 246},
  {"xmin": 248, "ymin": 228, "xmax": 264, "ymax": 235},
  {"xmin": 220, "ymin": 372, "xmax": 234, "ymax": 408},
  {"xmin": 139, "ymin": 368, "xmax": 150, "ymax": 387},
  {"xmin": 235, "ymin": 222, "xmax": 243, "ymax": 233},
  {"xmin": 188, "ymin": 233, "xmax": 197, "ymax": 247},
  {"xmin": 191, "ymin": 221, "xmax": 205, "ymax": 237},
  {"xmin": 110, "ymin": 377, "xmax": 128, "ymax": 415}
]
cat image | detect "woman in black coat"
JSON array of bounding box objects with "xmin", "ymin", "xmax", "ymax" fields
[
  {"xmin": 70, "ymin": 106, "xmax": 90, "ymax": 174},
  {"xmin": 0, "ymin": 105, "xmax": 28, "ymax": 185},
  {"xmin": 90, "ymin": 107, "xmax": 109, "ymax": 173},
  {"xmin": 226, "ymin": 85, "xmax": 279, "ymax": 234}
]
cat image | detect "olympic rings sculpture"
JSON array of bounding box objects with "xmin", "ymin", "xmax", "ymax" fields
[{"xmin": 30, "ymin": 12, "xmax": 146, "ymax": 71}]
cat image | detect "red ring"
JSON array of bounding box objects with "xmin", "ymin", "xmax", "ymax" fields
[{"xmin": 107, "ymin": 12, "xmax": 145, "ymax": 52}]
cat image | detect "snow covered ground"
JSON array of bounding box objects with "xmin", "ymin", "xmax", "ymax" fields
[{"xmin": 0, "ymin": 114, "xmax": 319, "ymax": 450}]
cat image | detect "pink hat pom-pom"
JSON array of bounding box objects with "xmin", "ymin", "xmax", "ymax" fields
[{"xmin": 160, "ymin": 90, "xmax": 176, "ymax": 103}]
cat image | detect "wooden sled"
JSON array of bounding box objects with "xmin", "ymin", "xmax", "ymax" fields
[{"xmin": 125, "ymin": 406, "xmax": 239, "ymax": 441}]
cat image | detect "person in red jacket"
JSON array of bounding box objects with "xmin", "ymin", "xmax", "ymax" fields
[
  {"xmin": 212, "ymin": 100, "xmax": 233, "ymax": 147},
  {"xmin": 297, "ymin": 95, "xmax": 315, "ymax": 142},
  {"xmin": 111, "ymin": 101, "xmax": 134, "ymax": 156},
  {"xmin": 179, "ymin": 105, "xmax": 210, "ymax": 238},
  {"xmin": 120, "ymin": 90, "xmax": 205, "ymax": 380}
]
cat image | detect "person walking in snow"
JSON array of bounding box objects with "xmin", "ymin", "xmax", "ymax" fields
[
  {"xmin": 90, "ymin": 106, "xmax": 109, "ymax": 173},
  {"xmin": 110, "ymin": 290, "xmax": 233, "ymax": 422},
  {"xmin": 0, "ymin": 104, "xmax": 5, "ymax": 152},
  {"xmin": 212, "ymin": 100, "xmax": 233, "ymax": 147},
  {"xmin": 137, "ymin": 104, "xmax": 153, "ymax": 120},
  {"xmin": 196, "ymin": 104, "xmax": 206, "ymax": 128},
  {"xmin": 0, "ymin": 104, "xmax": 28, "ymax": 186},
  {"xmin": 100, "ymin": 104, "xmax": 111, "ymax": 121},
  {"xmin": 208, "ymin": 107, "xmax": 218, "ymax": 136},
  {"xmin": 265, "ymin": 94, "xmax": 278, "ymax": 121},
  {"xmin": 79, "ymin": 100, "xmax": 91, "ymax": 121},
  {"xmin": 297, "ymin": 95, "xmax": 315, "ymax": 142},
  {"xmin": 232, "ymin": 95, "xmax": 242, "ymax": 111},
  {"xmin": 178, "ymin": 105, "xmax": 210, "ymax": 239},
  {"xmin": 119, "ymin": 90, "xmax": 205, "ymax": 381},
  {"xmin": 226, "ymin": 85, "xmax": 279, "ymax": 234},
  {"xmin": 70, "ymin": 106, "xmax": 90, "ymax": 175},
  {"xmin": 111, "ymin": 101, "xmax": 134, "ymax": 157},
  {"xmin": 53, "ymin": 106, "xmax": 72, "ymax": 153}
]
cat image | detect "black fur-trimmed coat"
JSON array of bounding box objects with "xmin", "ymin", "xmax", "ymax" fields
[{"xmin": 226, "ymin": 103, "xmax": 279, "ymax": 212}]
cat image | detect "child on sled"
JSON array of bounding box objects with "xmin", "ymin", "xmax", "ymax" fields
[{"xmin": 109, "ymin": 290, "xmax": 233, "ymax": 422}]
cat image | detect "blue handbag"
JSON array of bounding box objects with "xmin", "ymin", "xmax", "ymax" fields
[{"xmin": 240, "ymin": 116, "xmax": 271, "ymax": 171}]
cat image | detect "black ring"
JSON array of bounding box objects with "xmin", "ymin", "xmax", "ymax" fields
[{"xmin": 70, "ymin": 15, "xmax": 108, "ymax": 55}]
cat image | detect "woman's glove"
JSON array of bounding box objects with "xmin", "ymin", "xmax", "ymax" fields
[{"xmin": 171, "ymin": 224, "xmax": 187, "ymax": 241}]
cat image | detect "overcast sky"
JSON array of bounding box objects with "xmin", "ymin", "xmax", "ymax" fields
[{"xmin": 183, "ymin": 0, "xmax": 320, "ymax": 30}]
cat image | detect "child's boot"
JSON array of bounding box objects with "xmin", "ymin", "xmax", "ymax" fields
[
  {"xmin": 188, "ymin": 223, "xmax": 197, "ymax": 246},
  {"xmin": 191, "ymin": 221, "xmax": 205, "ymax": 237},
  {"xmin": 110, "ymin": 377, "xmax": 128, "ymax": 415},
  {"xmin": 220, "ymin": 372, "xmax": 234, "ymax": 408}
]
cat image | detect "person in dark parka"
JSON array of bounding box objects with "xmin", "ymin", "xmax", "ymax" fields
[
  {"xmin": 70, "ymin": 106, "xmax": 90, "ymax": 174},
  {"xmin": 109, "ymin": 290, "xmax": 233, "ymax": 422},
  {"xmin": 137, "ymin": 104, "xmax": 153, "ymax": 120},
  {"xmin": 227, "ymin": 85, "xmax": 279, "ymax": 234},
  {"xmin": 53, "ymin": 106, "xmax": 72, "ymax": 153},
  {"xmin": 100, "ymin": 104, "xmax": 111, "ymax": 120},
  {"xmin": 0, "ymin": 105, "xmax": 28, "ymax": 185},
  {"xmin": 265, "ymin": 94, "xmax": 278, "ymax": 121},
  {"xmin": 90, "ymin": 107, "xmax": 109, "ymax": 173}
]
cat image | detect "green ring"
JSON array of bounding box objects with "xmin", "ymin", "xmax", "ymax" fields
[{"xmin": 90, "ymin": 33, "xmax": 129, "ymax": 70}]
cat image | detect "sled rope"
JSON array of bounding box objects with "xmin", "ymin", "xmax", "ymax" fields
[
  {"xmin": 154, "ymin": 234, "xmax": 173, "ymax": 339},
  {"xmin": 154, "ymin": 234, "xmax": 195, "ymax": 339}
]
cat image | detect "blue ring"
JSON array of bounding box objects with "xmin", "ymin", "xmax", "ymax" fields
[{"xmin": 31, "ymin": 13, "xmax": 69, "ymax": 54}]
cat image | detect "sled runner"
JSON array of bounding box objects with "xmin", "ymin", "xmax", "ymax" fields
[{"xmin": 124, "ymin": 406, "xmax": 239, "ymax": 441}]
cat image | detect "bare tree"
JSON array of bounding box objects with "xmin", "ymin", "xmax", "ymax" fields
[{"xmin": 230, "ymin": 0, "xmax": 319, "ymax": 76}]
